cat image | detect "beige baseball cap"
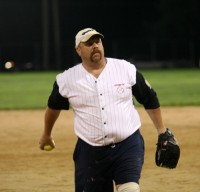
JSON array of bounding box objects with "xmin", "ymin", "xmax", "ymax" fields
[{"xmin": 75, "ymin": 28, "xmax": 104, "ymax": 48}]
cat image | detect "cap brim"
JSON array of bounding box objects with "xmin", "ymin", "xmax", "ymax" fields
[{"xmin": 81, "ymin": 32, "xmax": 104, "ymax": 43}]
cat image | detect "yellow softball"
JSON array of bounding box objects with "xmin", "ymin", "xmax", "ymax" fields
[{"xmin": 44, "ymin": 145, "xmax": 53, "ymax": 151}]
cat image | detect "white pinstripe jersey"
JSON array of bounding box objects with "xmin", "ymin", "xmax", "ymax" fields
[{"xmin": 56, "ymin": 58, "xmax": 141, "ymax": 146}]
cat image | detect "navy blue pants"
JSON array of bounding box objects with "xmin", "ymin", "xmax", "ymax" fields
[{"xmin": 73, "ymin": 130, "xmax": 144, "ymax": 192}]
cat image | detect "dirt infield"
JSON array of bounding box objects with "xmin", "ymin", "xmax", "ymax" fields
[{"xmin": 0, "ymin": 107, "xmax": 199, "ymax": 192}]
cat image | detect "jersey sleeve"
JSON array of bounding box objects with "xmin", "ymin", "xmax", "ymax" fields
[
  {"xmin": 132, "ymin": 71, "xmax": 160, "ymax": 109},
  {"xmin": 47, "ymin": 81, "xmax": 70, "ymax": 110}
]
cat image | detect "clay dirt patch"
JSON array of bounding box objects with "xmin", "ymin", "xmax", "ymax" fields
[{"xmin": 0, "ymin": 107, "xmax": 199, "ymax": 192}]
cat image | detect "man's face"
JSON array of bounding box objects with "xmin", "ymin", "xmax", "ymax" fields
[{"xmin": 76, "ymin": 35, "xmax": 104, "ymax": 63}]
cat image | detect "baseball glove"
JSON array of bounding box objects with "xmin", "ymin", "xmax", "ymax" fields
[{"xmin": 155, "ymin": 128, "xmax": 180, "ymax": 169}]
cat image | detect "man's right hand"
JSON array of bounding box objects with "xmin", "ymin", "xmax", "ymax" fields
[{"xmin": 39, "ymin": 134, "xmax": 55, "ymax": 150}]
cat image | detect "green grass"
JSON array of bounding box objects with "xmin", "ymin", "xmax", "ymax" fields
[
  {"xmin": 0, "ymin": 72, "xmax": 58, "ymax": 109},
  {"xmin": 0, "ymin": 69, "xmax": 200, "ymax": 109},
  {"xmin": 140, "ymin": 69, "xmax": 200, "ymax": 106}
]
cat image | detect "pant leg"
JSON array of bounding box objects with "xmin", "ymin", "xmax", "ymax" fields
[
  {"xmin": 112, "ymin": 130, "xmax": 145, "ymax": 185},
  {"xmin": 73, "ymin": 139, "xmax": 114, "ymax": 192}
]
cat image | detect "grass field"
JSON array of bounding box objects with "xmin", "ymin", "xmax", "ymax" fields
[
  {"xmin": 141, "ymin": 69, "xmax": 200, "ymax": 106},
  {"xmin": 0, "ymin": 72, "xmax": 57, "ymax": 109},
  {"xmin": 0, "ymin": 69, "xmax": 200, "ymax": 109}
]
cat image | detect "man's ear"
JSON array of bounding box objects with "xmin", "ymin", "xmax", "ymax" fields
[{"xmin": 76, "ymin": 47, "xmax": 81, "ymax": 56}]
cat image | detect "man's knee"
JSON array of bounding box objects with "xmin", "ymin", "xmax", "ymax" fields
[{"xmin": 118, "ymin": 182, "xmax": 140, "ymax": 192}]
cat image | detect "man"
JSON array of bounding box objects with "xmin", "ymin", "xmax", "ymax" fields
[{"xmin": 39, "ymin": 28, "xmax": 179, "ymax": 192}]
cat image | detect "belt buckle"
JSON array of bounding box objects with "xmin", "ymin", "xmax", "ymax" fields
[{"xmin": 111, "ymin": 143, "xmax": 115, "ymax": 148}]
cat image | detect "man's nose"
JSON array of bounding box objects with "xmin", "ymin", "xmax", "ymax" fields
[{"xmin": 92, "ymin": 42, "xmax": 99, "ymax": 47}]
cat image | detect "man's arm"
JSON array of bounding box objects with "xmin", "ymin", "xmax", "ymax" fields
[
  {"xmin": 132, "ymin": 71, "xmax": 166, "ymax": 134},
  {"xmin": 44, "ymin": 107, "xmax": 61, "ymax": 137},
  {"xmin": 146, "ymin": 108, "xmax": 166, "ymax": 134},
  {"xmin": 132, "ymin": 71, "xmax": 180, "ymax": 168},
  {"xmin": 39, "ymin": 81, "xmax": 70, "ymax": 150},
  {"xmin": 39, "ymin": 107, "xmax": 60, "ymax": 150}
]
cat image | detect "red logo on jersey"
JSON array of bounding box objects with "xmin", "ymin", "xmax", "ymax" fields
[{"xmin": 114, "ymin": 84, "xmax": 125, "ymax": 93}]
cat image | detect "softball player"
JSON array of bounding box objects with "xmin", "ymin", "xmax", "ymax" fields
[{"xmin": 39, "ymin": 28, "xmax": 168, "ymax": 192}]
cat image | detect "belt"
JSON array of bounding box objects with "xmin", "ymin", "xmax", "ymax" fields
[{"xmin": 105, "ymin": 130, "xmax": 139, "ymax": 148}]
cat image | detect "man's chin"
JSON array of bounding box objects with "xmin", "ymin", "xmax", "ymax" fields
[{"xmin": 91, "ymin": 54, "xmax": 102, "ymax": 62}]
